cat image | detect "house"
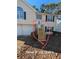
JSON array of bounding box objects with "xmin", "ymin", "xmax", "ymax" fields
[
  {"xmin": 17, "ymin": 0, "xmax": 37, "ymax": 36},
  {"xmin": 17, "ymin": 0, "xmax": 61, "ymax": 36},
  {"xmin": 36, "ymin": 13, "xmax": 61, "ymax": 34}
]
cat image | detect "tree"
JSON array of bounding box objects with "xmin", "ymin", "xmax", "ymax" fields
[
  {"xmin": 40, "ymin": 3, "xmax": 59, "ymax": 14},
  {"xmin": 40, "ymin": 4, "xmax": 46, "ymax": 13},
  {"xmin": 32, "ymin": 5, "xmax": 39, "ymax": 12},
  {"xmin": 54, "ymin": 2, "xmax": 61, "ymax": 15},
  {"xmin": 45, "ymin": 3, "xmax": 56, "ymax": 13},
  {"xmin": 54, "ymin": 10, "xmax": 61, "ymax": 15}
]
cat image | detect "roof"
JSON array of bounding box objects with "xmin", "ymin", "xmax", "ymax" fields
[
  {"xmin": 21, "ymin": 0, "xmax": 37, "ymax": 12},
  {"xmin": 40, "ymin": 13, "xmax": 55, "ymax": 15}
]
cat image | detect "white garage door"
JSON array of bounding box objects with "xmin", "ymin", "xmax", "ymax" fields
[
  {"xmin": 17, "ymin": 24, "xmax": 34, "ymax": 35},
  {"xmin": 17, "ymin": 25, "xmax": 22, "ymax": 35}
]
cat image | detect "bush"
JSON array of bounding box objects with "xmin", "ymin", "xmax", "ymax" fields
[{"xmin": 17, "ymin": 35, "xmax": 27, "ymax": 41}]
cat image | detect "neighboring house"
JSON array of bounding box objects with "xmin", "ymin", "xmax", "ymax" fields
[
  {"xmin": 17, "ymin": 0, "xmax": 61, "ymax": 36},
  {"xmin": 36, "ymin": 13, "xmax": 61, "ymax": 34}
]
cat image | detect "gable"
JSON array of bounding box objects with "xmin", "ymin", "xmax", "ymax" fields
[{"xmin": 17, "ymin": 0, "xmax": 37, "ymax": 12}]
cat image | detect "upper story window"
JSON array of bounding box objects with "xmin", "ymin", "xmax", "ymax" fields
[
  {"xmin": 17, "ymin": 7, "xmax": 26, "ymax": 20},
  {"xmin": 36, "ymin": 14, "xmax": 42, "ymax": 19},
  {"xmin": 46, "ymin": 15, "xmax": 54, "ymax": 22}
]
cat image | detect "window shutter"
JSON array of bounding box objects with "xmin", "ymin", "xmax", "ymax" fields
[
  {"xmin": 24, "ymin": 12, "xmax": 26, "ymax": 20},
  {"xmin": 53, "ymin": 16, "xmax": 54, "ymax": 22},
  {"xmin": 46, "ymin": 15, "xmax": 47, "ymax": 21}
]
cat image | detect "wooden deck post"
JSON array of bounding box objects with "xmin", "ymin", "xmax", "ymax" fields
[{"xmin": 38, "ymin": 25, "xmax": 46, "ymax": 45}]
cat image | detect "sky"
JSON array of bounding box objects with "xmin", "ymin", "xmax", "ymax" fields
[{"xmin": 26, "ymin": 0, "xmax": 61, "ymax": 9}]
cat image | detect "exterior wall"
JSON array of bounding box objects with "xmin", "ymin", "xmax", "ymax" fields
[
  {"xmin": 44, "ymin": 22, "xmax": 55, "ymax": 27},
  {"xmin": 17, "ymin": 0, "xmax": 36, "ymax": 25},
  {"xmin": 17, "ymin": 0, "xmax": 36, "ymax": 35},
  {"xmin": 17, "ymin": 0, "xmax": 61, "ymax": 36},
  {"xmin": 54, "ymin": 15, "xmax": 61, "ymax": 32},
  {"xmin": 40, "ymin": 14, "xmax": 55, "ymax": 34},
  {"xmin": 42, "ymin": 14, "xmax": 55, "ymax": 27},
  {"xmin": 39, "ymin": 14, "xmax": 61, "ymax": 33}
]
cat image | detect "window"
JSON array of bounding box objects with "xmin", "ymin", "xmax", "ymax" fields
[
  {"xmin": 45, "ymin": 27, "xmax": 53, "ymax": 32},
  {"xmin": 46, "ymin": 15, "xmax": 54, "ymax": 22},
  {"xmin": 56, "ymin": 15, "xmax": 61, "ymax": 20},
  {"xmin": 45, "ymin": 27, "xmax": 49, "ymax": 32},
  {"xmin": 17, "ymin": 7, "xmax": 26, "ymax": 20},
  {"xmin": 36, "ymin": 14, "xmax": 42, "ymax": 19}
]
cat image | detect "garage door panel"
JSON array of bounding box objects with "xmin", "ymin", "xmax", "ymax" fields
[
  {"xmin": 22, "ymin": 25, "xmax": 33, "ymax": 35},
  {"xmin": 17, "ymin": 25, "xmax": 22, "ymax": 35},
  {"xmin": 17, "ymin": 25, "xmax": 34, "ymax": 35}
]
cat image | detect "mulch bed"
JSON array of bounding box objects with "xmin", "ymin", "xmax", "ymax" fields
[{"xmin": 24, "ymin": 31, "xmax": 61, "ymax": 53}]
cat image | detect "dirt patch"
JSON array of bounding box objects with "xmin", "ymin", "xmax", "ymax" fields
[
  {"xmin": 17, "ymin": 40, "xmax": 61, "ymax": 59},
  {"xmin": 17, "ymin": 40, "xmax": 24, "ymax": 46}
]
